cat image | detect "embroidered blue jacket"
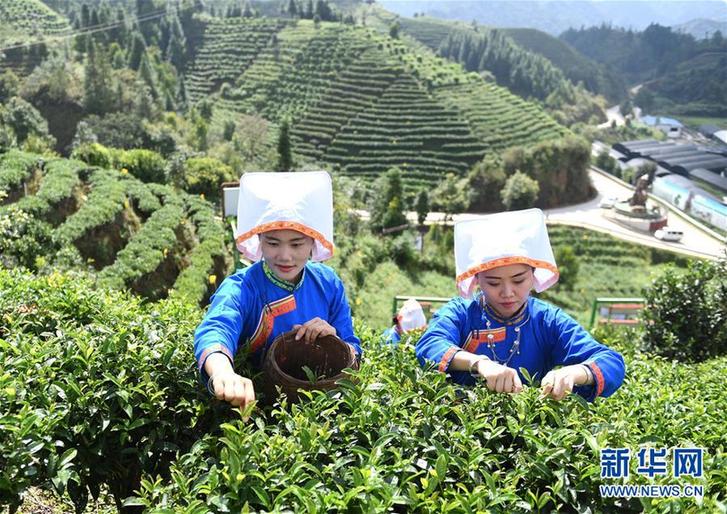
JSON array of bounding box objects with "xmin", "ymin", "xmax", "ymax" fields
[
  {"xmin": 415, "ymin": 295, "xmax": 625, "ymax": 401},
  {"xmin": 194, "ymin": 260, "xmax": 361, "ymax": 381},
  {"xmin": 382, "ymin": 326, "xmax": 401, "ymax": 345}
]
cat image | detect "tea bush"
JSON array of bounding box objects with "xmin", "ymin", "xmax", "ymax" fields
[
  {"xmin": 641, "ymin": 259, "xmax": 727, "ymax": 362},
  {"xmin": 131, "ymin": 328, "xmax": 726, "ymax": 513},
  {"xmin": 2, "ymin": 270, "xmax": 725, "ymax": 513},
  {"xmin": 0, "ymin": 269, "xmax": 225, "ymax": 513}
]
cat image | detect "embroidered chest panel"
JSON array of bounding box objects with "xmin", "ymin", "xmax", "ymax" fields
[
  {"xmin": 249, "ymin": 295, "xmax": 297, "ymax": 353},
  {"xmin": 463, "ymin": 327, "xmax": 507, "ymax": 353}
]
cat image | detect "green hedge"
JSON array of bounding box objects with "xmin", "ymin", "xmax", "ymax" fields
[
  {"xmin": 0, "ymin": 269, "xmax": 223, "ymax": 513},
  {"xmin": 130, "ymin": 327, "xmax": 725, "ymax": 512},
  {"xmin": 170, "ymin": 195, "xmax": 228, "ymax": 305},
  {"xmin": 72, "ymin": 144, "xmax": 166, "ymax": 184}
]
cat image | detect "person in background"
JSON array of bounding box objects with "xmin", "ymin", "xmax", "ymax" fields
[
  {"xmin": 415, "ymin": 208, "xmax": 625, "ymax": 402},
  {"xmin": 382, "ymin": 298, "xmax": 427, "ymax": 344},
  {"xmin": 194, "ymin": 171, "xmax": 361, "ymax": 410}
]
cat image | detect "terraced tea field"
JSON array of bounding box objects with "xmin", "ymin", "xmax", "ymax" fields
[
  {"xmin": 0, "ymin": 150, "xmax": 228, "ymax": 304},
  {"xmin": 185, "ymin": 18, "xmax": 565, "ymax": 187}
]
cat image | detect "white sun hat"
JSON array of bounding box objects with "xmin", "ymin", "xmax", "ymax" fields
[
  {"xmin": 235, "ymin": 171, "xmax": 334, "ymax": 262},
  {"xmin": 398, "ymin": 298, "xmax": 427, "ymax": 332},
  {"xmin": 454, "ymin": 208, "xmax": 559, "ymax": 298}
]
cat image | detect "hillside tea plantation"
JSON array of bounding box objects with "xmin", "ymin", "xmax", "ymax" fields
[
  {"xmin": 1, "ymin": 2, "xmax": 725, "ymax": 511},
  {"xmin": 1, "ymin": 269, "xmax": 725, "ymax": 513},
  {"xmin": 0, "ymin": 150, "xmax": 227, "ymax": 305},
  {"xmin": 185, "ymin": 17, "xmax": 565, "ymax": 187}
]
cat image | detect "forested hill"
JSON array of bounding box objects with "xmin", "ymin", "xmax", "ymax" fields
[
  {"xmin": 502, "ymin": 28, "xmax": 627, "ymax": 103},
  {"xmin": 380, "ymin": 0, "xmax": 727, "ymax": 36},
  {"xmin": 0, "ymin": 0, "xmax": 591, "ymax": 199},
  {"xmin": 391, "ymin": 16, "xmax": 608, "ymax": 123},
  {"xmin": 561, "ymin": 24, "xmax": 727, "ymax": 116},
  {"xmin": 183, "ymin": 16, "xmax": 567, "ymax": 187}
]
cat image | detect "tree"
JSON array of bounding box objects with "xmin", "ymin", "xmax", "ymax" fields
[
  {"xmin": 0, "ymin": 70, "xmax": 20, "ymax": 103},
  {"xmin": 636, "ymin": 161, "xmax": 657, "ymax": 185},
  {"xmin": 369, "ymin": 167, "xmax": 407, "ymax": 233},
  {"xmin": 198, "ymin": 99, "xmax": 213, "ymax": 121},
  {"xmin": 277, "ymin": 119, "xmax": 292, "ymax": 171},
  {"xmin": 431, "ymin": 173, "xmax": 467, "ymax": 221},
  {"xmin": 234, "ymin": 114, "xmax": 269, "ymax": 160},
  {"xmin": 138, "ymin": 52, "xmax": 159, "ymax": 99},
  {"xmin": 415, "ymin": 189, "xmax": 429, "ymax": 226},
  {"xmin": 223, "ymin": 120, "xmax": 236, "ymax": 141},
  {"xmin": 242, "ymin": 1, "xmax": 254, "ymax": 17},
  {"xmin": 83, "ymin": 41, "xmax": 115, "ymax": 115},
  {"xmin": 314, "ymin": 0, "xmax": 333, "ymax": 21},
  {"xmin": 287, "ymin": 0, "xmax": 298, "ymax": 17},
  {"xmin": 465, "ymin": 155, "xmax": 506, "ymax": 212},
  {"xmin": 554, "ymin": 245, "xmax": 579, "ymax": 291},
  {"xmin": 389, "ymin": 21, "xmax": 400, "ymax": 39},
  {"xmin": 128, "ymin": 33, "xmax": 147, "ymax": 71},
  {"xmin": 194, "ymin": 116, "xmax": 208, "ymax": 151},
  {"xmin": 166, "ymin": 30, "xmax": 186, "ymax": 70},
  {"xmin": 1, "ymin": 97, "xmax": 54, "ymax": 147},
  {"xmin": 501, "ymin": 171, "xmax": 540, "ymax": 210}
]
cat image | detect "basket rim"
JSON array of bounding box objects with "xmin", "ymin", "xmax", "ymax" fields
[{"xmin": 265, "ymin": 330, "xmax": 356, "ymax": 388}]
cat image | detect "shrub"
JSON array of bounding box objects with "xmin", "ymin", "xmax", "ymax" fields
[
  {"xmin": 182, "ymin": 156, "xmax": 235, "ymax": 201},
  {"xmin": 501, "ymin": 170, "xmax": 540, "ymax": 210},
  {"xmin": 554, "ymin": 245, "xmax": 579, "ymax": 291},
  {"xmin": 0, "ymin": 269, "xmax": 223, "ymax": 512},
  {"xmin": 72, "ymin": 144, "xmax": 166, "ymax": 183},
  {"xmin": 115, "ymin": 149, "xmax": 166, "ymax": 184},
  {"xmin": 641, "ymin": 259, "xmax": 727, "ymax": 362},
  {"xmin": 130, "ymin": 329, "xmax": 727, "ymax": 512}
]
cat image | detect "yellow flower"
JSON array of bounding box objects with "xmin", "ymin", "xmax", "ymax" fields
[
  {"xmin": 209, "ymin": 274, "xmax": 217, "ymax": 285},
  {"xmin": 121, "ymin": 168, "xmax": 128, "ymax": 174}
]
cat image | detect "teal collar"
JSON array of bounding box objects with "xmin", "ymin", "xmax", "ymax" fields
[{"xmin": 263, "ymin": 261, "xmax": 305, "ymax": 292}]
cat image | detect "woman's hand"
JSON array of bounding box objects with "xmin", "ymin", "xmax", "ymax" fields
[
  {"xmin": 540, "ymin": 364, "xmax": 591, "ymax": 401},
  {"xmin": 476, "ymin": 359, "xmax": 523, "ymax": 394},
  {"xmin": 210, "ymin": 371, "xmax": 256, "ymax": 409},
  {"xmin": 293, "ymin": 317, "xmax": 337, "ymax": 343}
]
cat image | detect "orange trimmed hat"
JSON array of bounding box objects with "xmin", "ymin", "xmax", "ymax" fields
[
  {"xmin": 235, "ymin": 171, "xmax": 334, "ymax": 262},
  {"xmin": 454, "ymin": 208, "xmax": 559, "ymax": 298}
]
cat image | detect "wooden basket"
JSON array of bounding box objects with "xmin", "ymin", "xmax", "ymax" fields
[{"xmin": 260, "ymin": 330, "xmax": 359, "ymax": 404}]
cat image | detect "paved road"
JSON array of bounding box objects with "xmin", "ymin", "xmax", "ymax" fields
[
  {"xmin": 358, "ymin": 170, "xmax": 725, "ymax": 260},
  {"xmin": 545, "ymin": 169, "xmax": 725, "ymax": 260}
]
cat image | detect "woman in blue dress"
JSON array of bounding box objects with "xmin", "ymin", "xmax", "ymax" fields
[
  {"xmin": 416, "ymin": 209, "xmax": 625, "ymax": 401},
  {"xmin": 194, "ymin": 171, "xmax": 360, "ymax": 409}
]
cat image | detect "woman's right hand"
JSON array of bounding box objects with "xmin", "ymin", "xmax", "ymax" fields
[
  {"xmin": 476, "ymin": 359, "xmax": 523, "ymax": 394},
  {"xmin": 210, "ymin": 371, "xmax": 256, "ymax": 408}
]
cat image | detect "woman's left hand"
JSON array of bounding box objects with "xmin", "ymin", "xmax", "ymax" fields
[
  {"xmin": 540, "ymin": 365, "xmax": 589, "ymax": 401},
  {"xmin": 293, "ymin": 317, "xmax": 337, "ymax": 343}
]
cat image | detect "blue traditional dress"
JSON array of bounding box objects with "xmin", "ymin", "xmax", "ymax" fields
[
  {"xmin": 416, "ymin": 208, "xmax": 626, "ymax": 401},
  {"xmin": 416, "ymin": 293, "xmax": 625, "ymax": 401},
  {"xmin": 196, "ymin": 171, "xmax": 358, "ymax": 383},
  {"xmin": 195, "ymin": 260, "xmax": 361, "ymax": 382},
  {"xmin": 382, "ymin": 326, "xmax": 401, "ymax": 345}
]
